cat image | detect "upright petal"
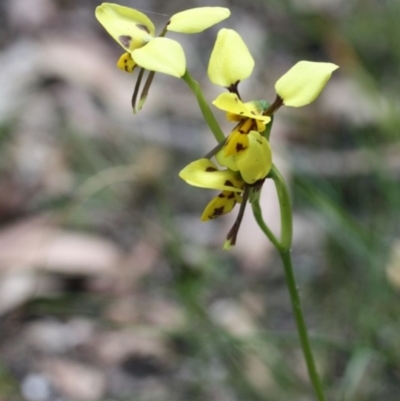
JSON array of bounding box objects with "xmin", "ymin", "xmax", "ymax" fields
[
  {"xmin": 208, "ymin": 29, "xmax": 254, "ymax": 87},
  {"xmin": 168, "ymin": 7, "xmax": 230, "ymax": 33},
  {"xmin": 132, "ymin": 38, "xmax": 186, "ymax": 77},
  {"xmin": 179, "ymin": 159, "xmax": 243, "ymax": 192},
  {"xmin": 275, "ymin": 61, "xmax": 339, "ymax": 107},
  {"xmin": 235, "ymin": 131, "xmax": 272, "ymax": 184},
  {"xmin": 95, "ymin": 3, "xmax": 155, "ymax": 51}
]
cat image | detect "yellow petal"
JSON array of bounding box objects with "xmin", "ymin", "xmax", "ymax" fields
[
  {"xmin": 275, "ymin": 61, "xmax": 339, "ymax": 107},
  {"xmin": 208, "ymin": 29, "xmax": 254, "ymax": 87},
  {"xmin": 213, "ymin": 93, "xmax": 271, "ymax": 123},
  {"xmin": 95, "ymin": 3, "xmax": 155, "ymax": 51},
  {"xmin": 215, "ymin": 148, "xmax": 238, "ymax": 172},
  {"xmin": 201, "ymin": 191, "xmax": 237, "ymax": 221},
  {"xmin": 117, "ymin": 52, "xmax": 136, "ymax": 73},
  {"xmin": 132, "ymin": 38, "xmax": 186, "ymax": 77},
  {"xmin": 223, "ymin": 129, "xmax": 249, "ymax": 157},
  {"xmin": 179, "ymin": 159, "xmax": 243, "ymax": 192},
  {"xmin": 168, "ymin": 7, "xmax": 230, "ymax": 33},
  {"xmin": 235, "ymin": 131, "xmax": 272, "ymax": 184}
]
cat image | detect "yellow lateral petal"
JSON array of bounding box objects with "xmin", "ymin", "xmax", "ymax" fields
[
  {"xmin": 208, "ymin": 29, "xmax": 254, "ymax": 87},
  {"xmin": 215, "ymin": 148, "xmax": 238, "ymax": 172},
  {"xmin": 132, "ymin": 38, "xmax": 186, "ymax": 77},
  {"xmin": 236, "ymin": 131, "xmax": 272, "ymax": 184},
  {"xmin": 275, "ymin": 61, "xmax": 339, "ymax": 107},
  {"xmin": 168, "ymin": 7, "xmax": 230, "ymax": 33},
  {"xmin": 201, "ymin": 191, "xmax": 237, "ymax": 221},
  {"xmin": 179, "ymin": 159, "xmax": 243, "ymax": 192},
  {"xmin": 117, "ymin": 52, "xmax": 136, "ymax": 73},
  {"xmin": 95, "ymin": 3, "xmax": 155, "ymax": 51}
]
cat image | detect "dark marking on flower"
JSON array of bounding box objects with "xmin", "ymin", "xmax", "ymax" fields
[
  {"xmin": 205, "ymin": 166, "xmax": 218, "ymax": 172},
  {"xmin": 227, "ymin": 192, "xmax": 236, "ymax": 199},
  {"xmin": 137, "ymin": 24, "xmax": 150, "ymax": 33},
  {"xmin": 218, "ymin": 193, "xmax": 226, "ymax": 198},
  {"xmin": 239, "ymin": 111, "xmax": 244, "ymax": 114},
  {"xmin": 211, "ymin": 206, "xmax": 225, "ymax": 218},
  {"xmin": 250, "ymin": 111, "xmax": 256, "ymax": 115},
  {"xmin": 224, "ymin": 180, "xmax": 234, "ymax": 187},
  {"xmin": 236, "ymin": 143, "xmax": 245, "ymax": 152},
  {"xmin": 119, "ymin": 35, "xmax": 132, "ymax": 48},
  {"xmin": 256, "ymin": 139, "xmax": 262, "ymax": 144}
]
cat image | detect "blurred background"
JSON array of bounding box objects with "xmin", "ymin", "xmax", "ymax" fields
[{"xmin": 0, "ymin": 0, "xmax": 399, "ymax": 400}]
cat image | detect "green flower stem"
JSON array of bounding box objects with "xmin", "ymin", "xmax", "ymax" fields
[
  {"xmin": 279, "ymin": 250, "xmax": 328, "ymax": 401},
  {"xmin": 182, "ymin": 70, "xmax": 225, "ymax": 143},
  {"xmin": 269, "ymin": 165, "xmax": 293, "ymax": 251},
  {"xmin": 252, "ymin": 164, "xmax": 328, "ymax": 401}
]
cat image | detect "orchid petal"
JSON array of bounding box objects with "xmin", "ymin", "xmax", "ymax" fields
[
  {"xmin": 201, "ymin": 191, "xmax": 238, "ymax": 221},
  {"xmin": 235, "ymin": 131, "xmax": 272, "ymax": 184},
  {"xmin": 117, "ymin": 52, "xmax": 136, "ymax": 73},
  {"xmin": 132, "ymin": 38, "xmax": 186, "ymax": 77},
  {"xmin": 213, "ymin": 93, "xmax": 271, "ymax": 123},
  {"xmin": 179, "ymin": 159, "xmax": 243, "ymax": 192},
  {"xmin": 168, "ymin": 7, "xmax": 230, "ymax": 33},
  {"xmin": 95, "ymin": 3, "xmax": 154, "ymax": 51},
  {"xmin": 275, "ymin": 61, "xmax": 339, "ymax": 107},
  {"xmin": 208, "ymin": 29, "xmax": 254, "ymax": 87}
]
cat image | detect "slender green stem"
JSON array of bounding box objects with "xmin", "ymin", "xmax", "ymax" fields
[
  {"xmin": 270, "ymin": 165, "xmax": 293, "ymax": 251},
  {"xmin": 279, "ymin": 250, "xmax": 328, "ymax": 401},
  {"xmin": 252, "ymin": 164, "xmax": 328, "ymax": 401},
  {"xmin": 182, "ymin": 70, "xmax": 225, "ymax": 143}
]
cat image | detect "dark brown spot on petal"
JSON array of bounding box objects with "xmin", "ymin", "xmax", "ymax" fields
[
  {"xmin": 210, "ymin": 206, "xmax": 225, "ymax": 218},
  {"xmin": 236, "ymin": 143, "xmax": 245, "ymax": 152},
  {"xmin": 227, "ymin": 192, "xmax": 236, "ymax": 199},
  {"xmin": 119, "ymin": 35, "xmax": 132, "ymax": 48},
  {"xmin": 239, "ymin": 111, "xmax": 244, "ymax": 114},
  {"xmin": 205, "ymin": 167, "xmax": 218, "ymax": 172},
  {"xmin": 224, "ymin": 180, "xmax": 234, "ymax": 187},
  {"xmin": 218, "ymin": 193, "xmax": 226, "ymax": 198},
  {"xmin": 250, "ymin": 111, "xmax": 256, "ymax": 115},
  {"xmin": 238, "ymin": 129, "xmax": 246, "ymax": 134},
  {"xmin": 137, "ymin": 24, "xmax": 150, "ymax": 33}
]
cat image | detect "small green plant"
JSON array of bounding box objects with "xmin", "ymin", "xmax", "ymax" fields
[{"xmin": 95, "ymin": 4, "xmax": 339, "ymax": 400}]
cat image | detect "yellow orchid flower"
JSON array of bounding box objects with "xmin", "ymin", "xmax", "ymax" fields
[
  {"xmin": 274, "ymin": 61, "xmax": 339, "ymax": 107},
  {"xmin": 210, "ymin": 93, "xmax": 272, "ymax": 184},
  {"xmin": 95, "ymin": 3, "xmax": 230, "ymax": 110},
  {"xmin": 179, "ymin": 159, "xmax": 244, "ymax": 221}
]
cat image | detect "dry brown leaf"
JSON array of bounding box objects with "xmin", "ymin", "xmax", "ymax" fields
[{"xmin": 0, "ymin": 216, "xmax": 122, "ymax": 275}]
